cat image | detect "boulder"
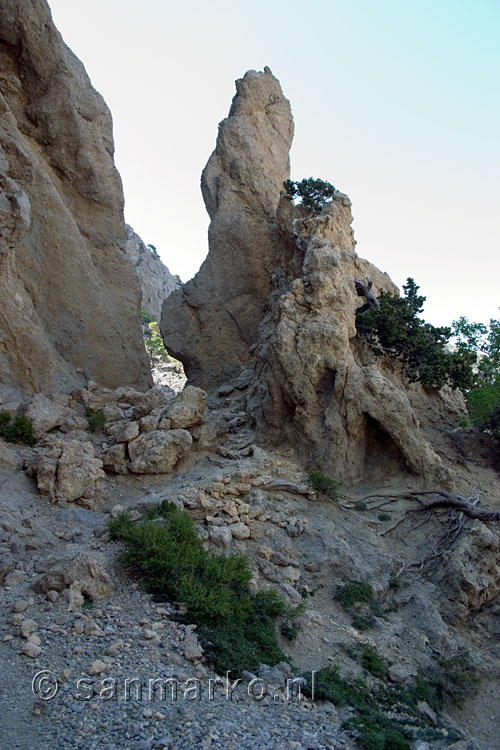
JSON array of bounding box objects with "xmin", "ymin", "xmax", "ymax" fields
[
  {"xmin": 128, "ymin": 429, "xmax": 192, "ymax": 474},
  {"xmin": 103, "ymin": 443, "xmax": 129, "ymax": 475},
  {"xmin": 32, "ymin": 552, "xmax": 114, "ymax": 603},
  {"xmin": 133, "ymin": 385, "xmax": 175, "ymax": 419},
  {"xmin": 28, "ymin": 436, "xmax": 104, "ymax": 503},
  {"xmin": 25, "ymin": 394, "xmax": 71, "ymax": 438},
  {"xmin": 164, "ymin": 386, "xmax": 207, "ymax": 429}
]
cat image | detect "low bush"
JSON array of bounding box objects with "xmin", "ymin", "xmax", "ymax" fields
[
  {"xmin": 0, "ymin": 411, "xmax": 36, "ymax": 445},
  {"xmin": 362, "ymin": 645, "xmax": 388, "ymax": 680},
  {"xmin": 109, "ymin": 502, "xmax": 300, "ymax": 675},
  {"xmin": 306, "ymin": 470, "xmax": 340, "ymax": 500},
  {"xmin": 85, "ymin": 407, "xmax": 105, "ymax": 432},
  {"xmin": 303, "ymin": 650, "xmax": 478, "ymax": 749},
  {"xmin": 283, "ymin": 177, "xmax": 337, "ymax": 216},
  {"xmin": 335, "ymin": 580, "xmax": 373, "ymax": 608}
]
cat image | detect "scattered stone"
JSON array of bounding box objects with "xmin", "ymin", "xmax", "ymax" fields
[
  {"xmin": 20, "ymin": 619, "xmax": 38, "ymax": 638},
  {"xmin": 4, "ymin": 569, "xmax": 26, "ymax": 587},
  {"xmin": 89, "ymin": 659, "xmax": 107, "ymax": 675},
  {"xmin": 22, "ymin": 641, "xmax": 41, "ymax": 658},
  {"xmin": 183, "ymin": 629, "xmax": 203, "ymax": 662},
  {"xmin": 230, "ymin": 522, "xmax": 250, "ymax": 540}
]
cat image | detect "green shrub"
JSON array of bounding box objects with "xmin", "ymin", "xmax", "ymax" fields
[
  {"xmin": 336, "ymin": 580, "xmax": 373, "ymax": 608},
  {"xmin": 145, "ymin": 321, "xmax": 169, "ymax": 363},
  {"xmin": 356, "ymin": 279, "xmax": 476, "ymax": 391},
  {"xmin": 141, "ymin": 307, "xmax": 154, "ymax": 325},
  {"xmin": 352, "ymin": 613, "xmax": 376, "ymax": 631},
  {"xmin": 362, "ymin": 645, "xmax": 388, "ymax": 680},
  {"xmin": 85, "ymin": 407, "xmax": 105, "ymax": 432},
  {"xmin": 283, "ymin": 177, "xmax": 337, "ymax": 215},
  {"xmin": 306, "ymin": 470, "xmax": 340, "ymax": 500},
  {"xmin": 0, "ymin": 411, "xmax": 36, "ymax": 445},
  {"xmin": 109, "ymin": 502, "xmax": 296, "ymax": 675},
  {"xmin": 303, "ymin": 666, "xmax": 410, "ymax": 749}
]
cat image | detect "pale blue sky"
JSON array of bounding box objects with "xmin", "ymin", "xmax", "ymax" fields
[{"xmin": 48, "ymin": 0, "xmax": 499, "ymax": 327}]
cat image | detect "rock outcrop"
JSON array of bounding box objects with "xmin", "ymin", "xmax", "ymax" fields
[
  {"xmin": 124, "ymin": 224, "xmax": 178, "ymax": 322},
  {"xmin": 161, "ymin": 67, "xmax": 294, "ymax": 386},
  {"xmin": 247, "ymin": 195, "xmax": 457, "ymax": 487},
  {"xmin": 0, "ymin": 0, "xmax": 151, "ymax": 405},
  {"xmin": 162, "ymin": 67, "xmax": 461, "ymax": 488}
]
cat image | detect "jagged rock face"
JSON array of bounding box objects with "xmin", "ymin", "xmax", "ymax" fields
[
  {"xmin": 247, "ymin": 194, "xmax": 458, "ymax": 488},
  {"xmin": 0, "ymin": 0, "xmax": 152, "ymax": 404},
  {"xmin": 161, "ymin": 67, "xmax": 294, "ymax": 386},
  {"xmin": 124, "ymin": 225, "xmax": 178, "ymax": 322}
]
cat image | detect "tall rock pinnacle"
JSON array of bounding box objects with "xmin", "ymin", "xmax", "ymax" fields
[{"xmin": 161, "ymin": 67, "xmax": 294, "ymax": 386}]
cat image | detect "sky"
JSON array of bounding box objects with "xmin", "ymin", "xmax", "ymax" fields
[{"xmin": 47, "ymin": 0, "xmax": 499, "ymax": 327}]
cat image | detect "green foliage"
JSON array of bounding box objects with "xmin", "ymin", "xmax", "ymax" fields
[
  {"xmin": 0, "ymin": 411, "xmax": 36, "ymax": 445},
  {"xmin": 426, "ymin": 654, "xmax": 480, "ymax": 710},
  {"xmin": 335, "ymin": 580, "xmax": 373, "ymax": 609},
  {"xmin": 283, "ymin": 177, "xmax": 337, "ymax": 215},
  {"xmin": 306, "ymin": 470, "xmax": 340, "ymax": 500},
  {"xmin": 147, "ymin": 243, "xmax": 160, "ymax": 260},
  {"xmin": 453, "ymin": 316, "xmax": 500, "ymax": 427},
  {"xmin": 145, "ymin": 321, "xmax": 169, "ymax": 363},
  {"xmin": 362, "ymin": 645, "xmax": 388, "ymax": 680},
  {"xmin": 109, "ymin": 502, "xmax": 295, "ymax": 675},
  {"xmin": 85, "ymin": 407, "xmax": 105, "ymax": 432},
  {"xmin": 352, "ymin": 613, "xmax": 376, "ymax": 631},
  {"xmin": 141, "ymin": 307, "xmax": 154, "ymax": 325},
  {"xmin": 172, "ymin": 274, "xmax": 183, "ymax": 289},
  {"xmin": 356, "ymin": 278, "xmax": 476, "ymax": 391},
  {"xmin": 303, "ymin": 651, "xmax": 478, "ymax": 750},
  {"xmin": 303, "ymin": 666, "xmax": 410, "ymax": 749}
]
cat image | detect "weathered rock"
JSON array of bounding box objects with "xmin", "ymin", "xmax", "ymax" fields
[
  {"xmin": 133, "ymin": 385, "xmax": 175, "ymax": 419},
  {"xmin": 89, "ymin": 659, "xmax": 107, "ymax": 676},
  {"xmin": 102, "ymin": 443, "xmax": 129, "ymax": 474},
  {"xmin": 190, "ymin": 415, "xmax": 229, "ymax": 452},
  {"xmin": 125, "ymin": 224, "xmax": 178, "ymax": 322},
  {"xmin": 246, "ymin": 193, "xmax": 456, "ymax": 488},
  {"xmin": 209, "ymin": 526, "xmax": 233, "ymax": 549},
  {"xmin": 28, "ymin": 436, "xmax": 104, "ymax": 503},
  {"xmin": 435, "ymin": 521, "xmax": 500, "ymax": 623},
  {"xmin": 32, "ymin": 552, "xmax": 114, "ymax": 602},
  {"xmin": 107, "ymin": 420, "xmax": 139, "ymax": 443},
  {"xmin": 164, "ymin": 386, "xmax": 207, "ymax": 429},
  {"xmin": 230, "ymin": 522, "xmax": 251, "ymax": 540},
  {"xmin": 60, "ymin": 415, "xmax": 89, "ymax": 433},
  {"xmin": 22, "ymin": 641, "xmax": 41, "ymax": 658},
  {"xmin": 0, "ymin": 441, "xmax": 23, "ymax": 474},
  {"xmin": 0, "ymin": 0, "xmax": 151, "ymax": 402},
  {"xmin": 25, "ymin": 394, "xmax": 71, "ymax": 438},
  {"xmin": 161, "ymin": 67, "xmax": 294, "ymax": 386},
  {"xmin": 183, "ymin": 629, "xmax": 203, "ymax": 662},
  {"xmin": 128, "ymin": 429, "xmax": 192, "ymax": 474}
]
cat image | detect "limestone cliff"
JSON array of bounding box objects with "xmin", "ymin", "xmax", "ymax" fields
[
  {"xmin": 0, "ymin": 0, "xmax": 152, "ymax": 406},
  {"xmin": 124, "ymin": 225, "xmax": 178, "ymax": 322},
  {"xmin": 161, "ymin": 67, "xmax": 294, "ymax": 386}
]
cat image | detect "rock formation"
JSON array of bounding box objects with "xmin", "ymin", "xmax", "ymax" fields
[
  {"xmin": 124, "ymin": 225, "xmax": 178, "ymax": 322},
  {"xmin": 162, "ymin": 67, "xmax": 463, "ymax": 488},
  {"xmin": 161, "ymin": 67, "xmax": 294, "ymax": 386},
  {"xmin": 247, "ymin": 195, "xmax": 459, "ymax": 488},
  {"xmin": 0, "ymin": 0, "xmax": 151, "ymax": 407}
]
